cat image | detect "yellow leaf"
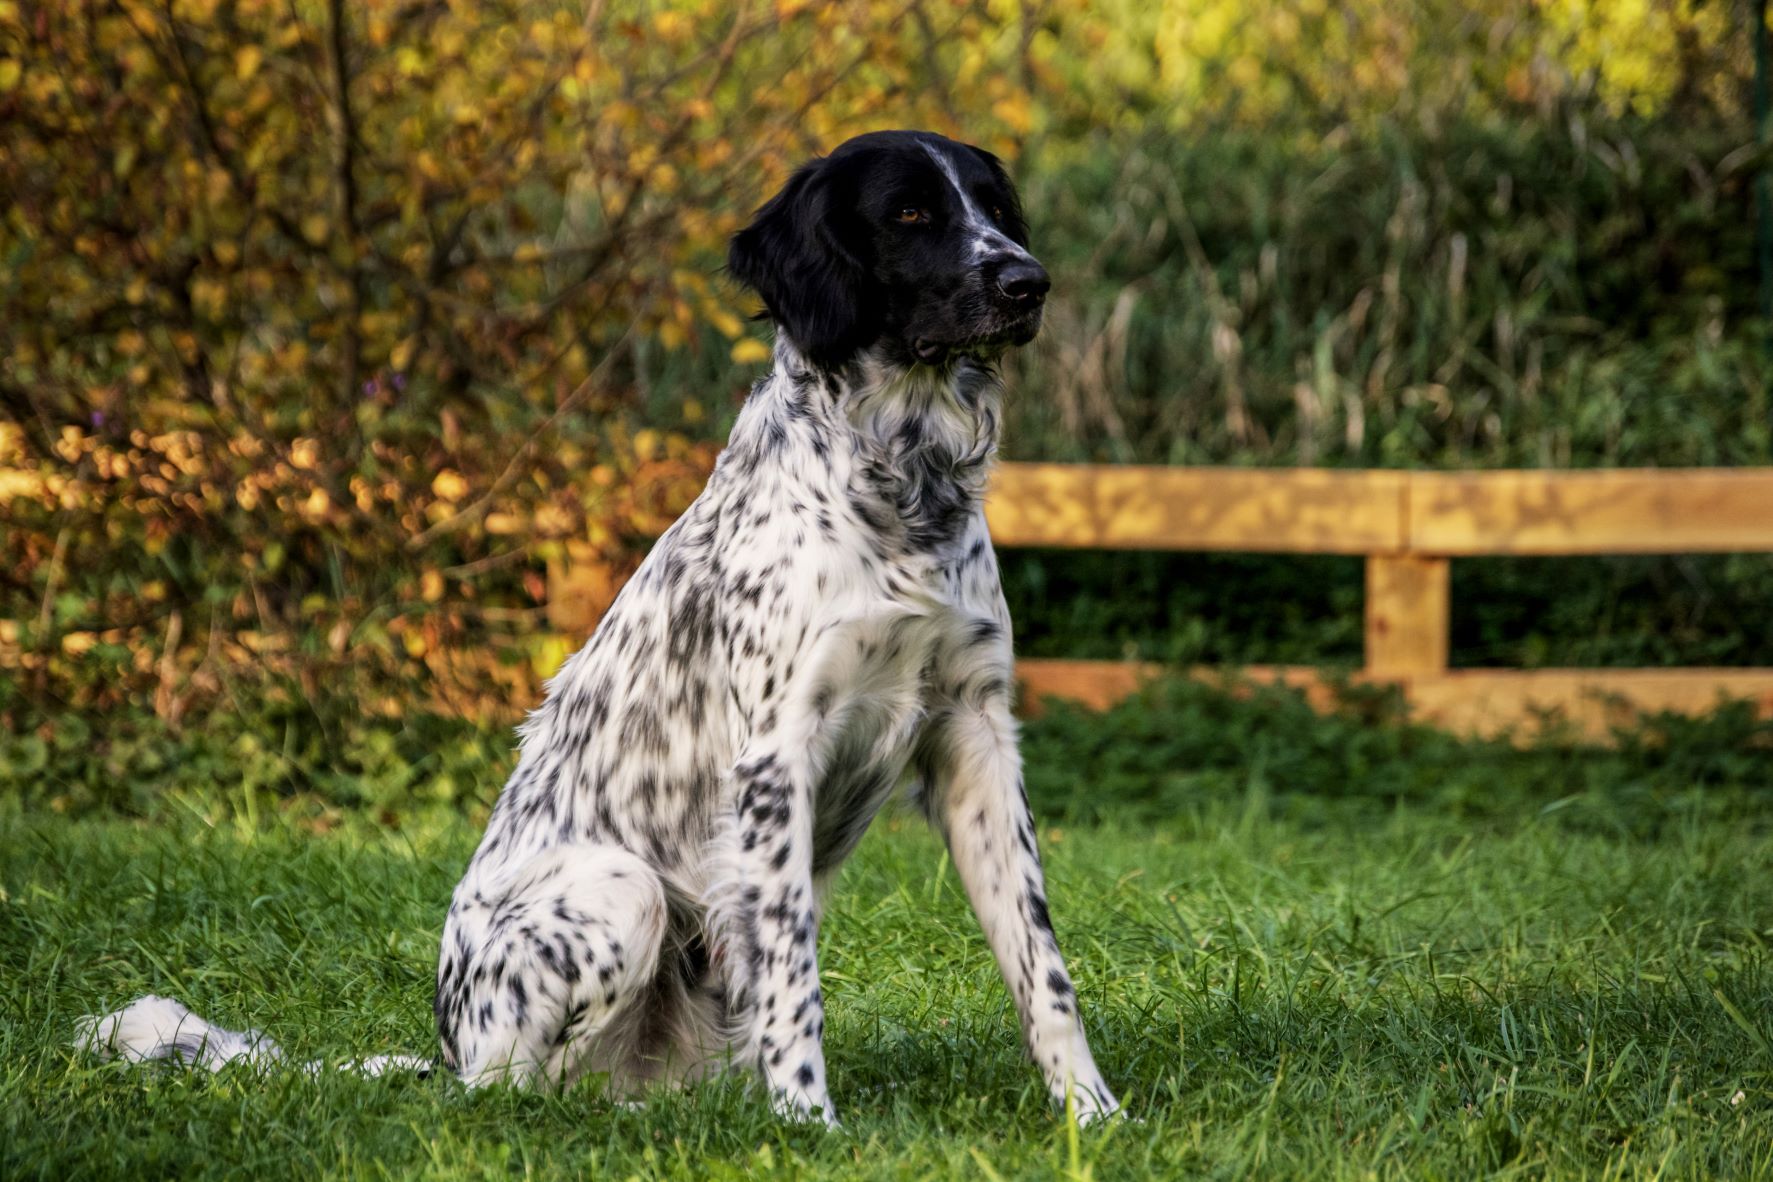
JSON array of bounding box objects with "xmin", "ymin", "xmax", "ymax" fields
[
  {"xmin": 533, "ymin": 503, "xmax": 572, "ymax": 537},
  {"xmin": 191, "ymin": 276, "xmax": 228, "ymax": 319},
  {"xmin": 431, "ymin": 469, "xmax": 469, "ymax": 502},
  {"xmin": 0, "ymin": 59, "xmax": 20, "ymax": 93},
  {"xmin": 730, "ymin": 338, "xmax": 771, "ymax": 364},
  {"xmin": 633, "ymin": 429, "xmax": 661, "ymax": 461},
  {"xmin": 991, "ymin": 92, "xmax": 1034, "ymax": 135},
  {"xmin": 652, "ymin": 10, "xmax": 691, "ymax": 42},
  {"xmin": 420, "ymin": 570, "xmax": 445, "ymax": 602},
  {"xmin": 235, "ymin": 45, "xmax": 263, "ymax": 81},
  {"xmin": 530, "ymin": 634, "xmax": 573, "ymax": 680},
  {"xmin": 706, "ymin": 307, "xmax": 743, "ymax": 339},
  {"xmin": 301, "ymin": 214, "xmax": 329, "ymax": 245}
]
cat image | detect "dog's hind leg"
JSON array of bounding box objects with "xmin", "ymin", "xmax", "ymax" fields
[{"xmin": 436, "ymin": 843, "xmax": 667, "ymax": 1090}]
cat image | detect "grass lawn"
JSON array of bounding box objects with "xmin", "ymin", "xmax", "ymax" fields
[{"xmin": 4, "ymin": 779, "xmax": 1772, "ymax": 1181}]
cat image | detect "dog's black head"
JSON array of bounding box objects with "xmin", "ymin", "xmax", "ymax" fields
[{"xmin": 728, "ymin": 130, "xmax": 1048, "ymax": 372}]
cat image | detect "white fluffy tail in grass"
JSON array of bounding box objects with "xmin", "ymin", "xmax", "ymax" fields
[{"xmin": 75, "ymin": 995, "xmax": 432, "ymax": 1078}]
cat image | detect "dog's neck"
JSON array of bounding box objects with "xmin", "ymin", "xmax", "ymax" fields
[
  {"xmin": 769, "ymin": 336, "xmax": 1003, "ymax": 467},
  {"xmin": 740, "ymin": 335, "xmax": 1004, "ymax": 552}
]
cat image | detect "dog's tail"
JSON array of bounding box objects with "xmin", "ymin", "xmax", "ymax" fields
[{"xmin": 74, "ymin": 995, "xmax": 432, "ymax": 1078}]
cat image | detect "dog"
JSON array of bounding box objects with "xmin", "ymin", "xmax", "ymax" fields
[{"xmin": 80, "ymin": 130, "xmax": 1119, "ymax": 1127}]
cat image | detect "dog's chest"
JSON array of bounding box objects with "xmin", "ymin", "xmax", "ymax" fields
[
  {"xmin": 800, "ymin": 533, "xmax": 998, "ymax": 873},
  {"xmin": 802, "ymin": 602, "xmax": 937, "ymax": 872},
  {"xmin": 703, "ymin": 361, "xmax": 1008, "ymax": 868}
]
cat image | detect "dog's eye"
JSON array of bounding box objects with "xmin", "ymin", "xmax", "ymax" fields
[
  {"xmin": 991, "ymin": 205, "xmax": 1005, "ymax": 223},
  {"xmin": 895, "ymin": 207, "xmax": 930, "ymax": 225}
]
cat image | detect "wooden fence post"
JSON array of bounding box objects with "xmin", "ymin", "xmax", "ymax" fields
[{"xmin": 1364, "ymin": 554, "xmax": 1450, "ymax": 679}]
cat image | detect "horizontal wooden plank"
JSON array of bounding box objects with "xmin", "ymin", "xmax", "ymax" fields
[
  {"xmin": 986, "ymin": 464, "xmax": 1408, "ymax": 554},
  {"xmin": 1014, "ymin": 659, "xmax": 1344, "ymax": 714},
  {"xmin": 1408, "ymin": 468, "xmax": 1773, "ymax": 555},
  {"xmin": 1014, "ymin": 658, "xmax": 1773, "ymax": 740},
  {"xmin": 1405, "ymin": 668, "xmax": 1773, "ymax": 739},
  {"xmin": 1014, "ymin": 658, "xmax": 1161, "ymax": 711}
]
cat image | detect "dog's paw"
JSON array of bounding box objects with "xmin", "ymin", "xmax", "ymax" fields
[
  {"xmin": 771, "ymin": 1090, "xmax": 843, "ymax": 1130},
  {"xmin": 1061, "ymin": 1081, "xmax": 1121, "ymax": 1127}
]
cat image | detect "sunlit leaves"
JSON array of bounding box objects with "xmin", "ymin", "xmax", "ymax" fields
[
  {"xmin": 0, "ymin": 0, "xmax": 1035, "ymax": 717},
  {"xmin": 1043, "ymin": 0, "xmax": 1747, "ymax": 134}
]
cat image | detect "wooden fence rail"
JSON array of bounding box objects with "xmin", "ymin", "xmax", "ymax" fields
[
  {"xmin": 985, "ymin": 464, "xmax": 1773, "ymax": 738},
  {"xmin": 549, "ymin": 463, "xmax": 1773, "ymax": 737}
]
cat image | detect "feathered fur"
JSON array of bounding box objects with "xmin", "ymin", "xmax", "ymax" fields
[{"xmin": 78, "ymin": 130, "xmax": 1116, "ymax": 1128}]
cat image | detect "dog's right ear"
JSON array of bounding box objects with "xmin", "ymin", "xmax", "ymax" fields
[{"xmin": 727, "ymin": 158, "xmax": 872, "ymax": 371}]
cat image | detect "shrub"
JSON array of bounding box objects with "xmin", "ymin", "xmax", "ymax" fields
[{"xmin": 0, "ymin": 0, "xmax": 1032, "ymax": 719}]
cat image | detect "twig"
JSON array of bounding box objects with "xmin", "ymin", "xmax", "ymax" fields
[
  {"xmin": 35, "ymin": 527, "xmax": 69, "ymax": 647},
  {"xmin": 154, "ymin": 608, "xmax": 184, "ymax": 726},
  {"xmin": 326, "ymin": 0, "xmax": 365, "ymax": 412},
  {"xmin": 404, "ymin": 321, "xmax": 637, "ymax": 551},
  {"xmin": 441, "ymin": 547, "xmax": 539, "ymax": 579}
]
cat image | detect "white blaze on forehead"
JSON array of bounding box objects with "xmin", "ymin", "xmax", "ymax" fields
[{"xmin": 921, "ymin": 141, "xmax": 1030, "ymax": 263}]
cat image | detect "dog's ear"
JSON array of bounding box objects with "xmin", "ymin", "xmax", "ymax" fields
[
  {"xmin": 965, "ymin": 145, "xmax": 1031, "ymax": 248},
  {"xmin": 727, "ymin": 158, "xmax": 873, "ymax": 370}
]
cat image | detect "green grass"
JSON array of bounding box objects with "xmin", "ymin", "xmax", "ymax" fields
[{"xmin": 5, "ymin": 776, "xmax": 1773, "ymax": 1179}]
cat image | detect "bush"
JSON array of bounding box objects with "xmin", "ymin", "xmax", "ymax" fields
[
  {"xmin": 1019, "ymin": 675, "xmax": 1773, "ymax": 831},
  {"xmin": 1007, "ymin": 113, "xmax": 1772, "ymax": 467},
  {"xmin": 0, "ymin": 0, "xmax": 1031, "ymax": 720}
]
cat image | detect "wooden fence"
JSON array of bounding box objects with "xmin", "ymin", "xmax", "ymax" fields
[
  {"xmin": 985, "ymin": 465, "xmax": 1773, "ymax": 738},
  {"xmin": 548, "ymin": 464, "xmax": 1773, "ymax": 737}
]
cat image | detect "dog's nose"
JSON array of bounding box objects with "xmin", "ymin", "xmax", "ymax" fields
[{"xmin": 995, "ymin": 259, "xmax": 1050, "ymax": 306}]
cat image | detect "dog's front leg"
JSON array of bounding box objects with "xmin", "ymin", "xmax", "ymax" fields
[
  {"xmin": 924, "ymin": 698, "xmax": 1119, "ymax": 1123},
  {"xmin": 725, "ymin": 748, "xmax": 837, "ymax": 1125}
]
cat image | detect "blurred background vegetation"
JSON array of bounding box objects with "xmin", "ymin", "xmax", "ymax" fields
[{"xmin": 3, "ymin": 0, "xmax": 1771, "ymax": 813}]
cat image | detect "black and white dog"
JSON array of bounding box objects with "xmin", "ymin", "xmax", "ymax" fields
[{"xmin": 81, "ymin": 130, "xmax": 1119, "ymax": 1126}]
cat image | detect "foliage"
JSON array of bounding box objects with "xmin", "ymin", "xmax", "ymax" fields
[
  {"xmin": 1005, "ymin": 112, "xmax": 1771, "ymax": 468},
  {"xmin": 1043, "ymin": 0, "xmax": 1748, "ymax": 135},
  {"xmin": 0, "ymin": 0, "xmax": 1032, "ymax": 719},
  {"xmin": 1019, "ymin": 674, "xmax": 1773, "ymax": 828}
]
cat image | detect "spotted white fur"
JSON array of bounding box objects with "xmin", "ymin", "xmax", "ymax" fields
[{"xmin": 77, "ymin": 131, "xmax": 1117, "ymax": 1129}]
